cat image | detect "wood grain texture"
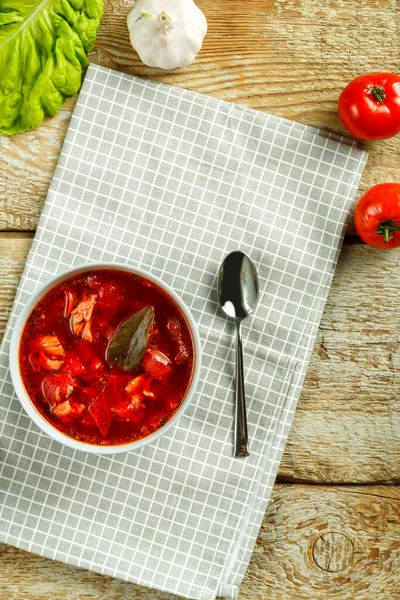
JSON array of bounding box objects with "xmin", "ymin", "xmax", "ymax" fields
[
  {"xmin": 0, "ymin": 104, "xmax": 74, "ymax": 231},
  {"xmin": 1, "ymin": 485, "xmax": 399, "ymax": 600},
  {"xmin": 0, "ymin": 234, "xmax": 32, "ymax": 333},
  {"xmin": 244, "ymin": 484, "xmax": 400, "ymax": 600},
  {"xmin": 1, "ymin": 235, "xmax": 399, "ymax": 484},
  {"xmin": 281, "ymin": 243, "xmax": 400, "ymax": 484},
  {"xmin": 1, "ymin": 0, "xmax": 400, "ymax": 231}
]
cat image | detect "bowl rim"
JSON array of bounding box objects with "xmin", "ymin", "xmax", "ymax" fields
[{"xmin": 9, "ymin": 262, "xmax": 202, "ymax": 455}]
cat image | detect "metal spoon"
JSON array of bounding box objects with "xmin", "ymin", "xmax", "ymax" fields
[{"xmin": 217, "ymin": 251, "xmax": 259, "ymax": 458}]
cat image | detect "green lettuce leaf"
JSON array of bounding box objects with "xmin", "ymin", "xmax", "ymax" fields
[{"xmin": 0, "ymin": 0, "xmax": 103, "ymax": 135}]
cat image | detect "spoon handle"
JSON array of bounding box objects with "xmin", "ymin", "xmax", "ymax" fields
[{"xmin": 235, "ymin": 320, "xmax": 249, "ymax": 457}]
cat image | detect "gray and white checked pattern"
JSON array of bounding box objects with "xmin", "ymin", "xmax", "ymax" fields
[{"xmin": 0, "ymin": 64, "xmax": 367, "ymax": 600}]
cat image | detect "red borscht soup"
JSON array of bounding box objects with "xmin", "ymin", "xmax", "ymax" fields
[{"xmin": 19, "ymin": 269, "xmax": 194, "ymax": 446}]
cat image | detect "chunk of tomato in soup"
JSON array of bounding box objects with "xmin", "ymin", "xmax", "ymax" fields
[
  {"xmin": 142, "ymin": 349, "xmax": 172, "ymax": 379},
  {"xmin": 89, "ymin": 386, "xmax": 114, "ymax": 438},
  {"xmin": 64, "ymin": 352, "xmax": 85, "ymax": 377},
  {"xmin": 19, "ymin": 269, "xmax": 194, "ymax": 446}
]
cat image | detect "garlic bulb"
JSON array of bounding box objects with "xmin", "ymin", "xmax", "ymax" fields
[{"xmin": 127, "ymin": 0, "xmax": 207, "ymax": 70}]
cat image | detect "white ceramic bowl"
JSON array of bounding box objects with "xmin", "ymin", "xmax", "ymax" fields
[{"xmin": 9, "ymin": 262, "xmax": 201, "ymax": 454}]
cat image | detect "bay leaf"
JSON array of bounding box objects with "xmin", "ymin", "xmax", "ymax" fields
[{"xmin": 106, "ymin": 306, "xmax": 154, "ymax": 371}]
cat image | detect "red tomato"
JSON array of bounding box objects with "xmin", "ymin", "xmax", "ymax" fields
[
  {"xmin": 64, "ymin": 352, "xmax": 86, "ymax": 377},
  {"xmin": 142, "ymin": 349, "xmax": 172, "ymax": 379},
  {"xmin": 354, "ymin": 183, "xmax": 400, "ymax": 249},
  {"xmin": 338, "ymin": 73, "xmax": 400, "ymax": 140},
  {"xmin": 89, "ymin": 387, "xmax": 114, "ymax": 437},
  {"xmin": 106, "ymin": 374, "xmax": 127, "ymax": 404}
]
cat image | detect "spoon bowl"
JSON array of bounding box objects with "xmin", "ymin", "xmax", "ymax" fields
[{"xmin": 218, "ymin": 252, "xmax": 259, "ymax": 320}]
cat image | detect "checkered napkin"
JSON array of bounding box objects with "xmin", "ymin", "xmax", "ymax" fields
[{"xmin": 0, "ymin": 64, "xmax": 367, "ymax": 600}]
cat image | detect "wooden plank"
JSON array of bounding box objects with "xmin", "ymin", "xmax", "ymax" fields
[
  {"xmin": 0, "ymin": 108, "xmax": 73, "ymax": 231},
  {"xmin": 0, "ymin": 233, "xmax": 32, "ymax": 333},
  {"xmin": 1, "ymin": 0, "xmax": 399, "ymax": 231},
  {"xmin": 243, "ymin": 484, "xmax": 400, "ymax": 600},
  {"xmin": 0, "ymin": 484, "xmax": 399, "ymax": 600},
  {"xmin": 1, "ymin": 235, "xmax": 399, "ymax": 484},
  {"xmin": 281, "ymin": 242, "xmax": 400, "ymax": 484}
]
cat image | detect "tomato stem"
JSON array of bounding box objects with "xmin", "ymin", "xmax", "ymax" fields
[
  {"xmin": 356, "ymin": 82, "xmax": 386, "ymax": 103},
  {"xmin": 370, "ymin": 85, "xmax": 386, "ymax": 103},
  {"xmin": 376, "ymin": 220, "xmax": 400, "ymax": 242}
]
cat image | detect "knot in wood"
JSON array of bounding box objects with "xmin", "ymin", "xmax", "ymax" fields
[{"xmin": 312, "ymin": 532, "xmax": 354, "ymax": 572}]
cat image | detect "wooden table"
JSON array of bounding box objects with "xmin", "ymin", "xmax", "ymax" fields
[{"xmin": 1, "ymin": 1, "xmax": 399, "ymax": 598}]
